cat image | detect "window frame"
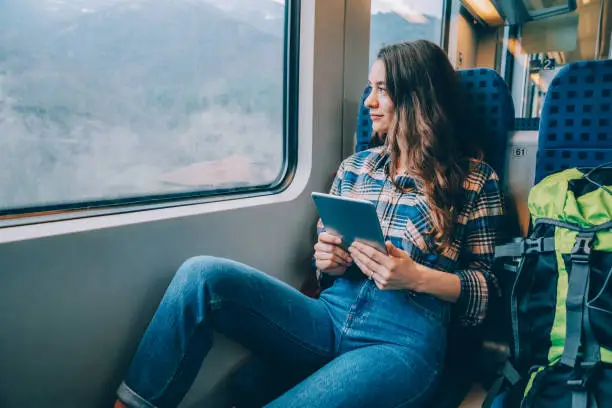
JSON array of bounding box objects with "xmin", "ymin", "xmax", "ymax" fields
[
  {"xmin": 441, "ymin": 0, "xmax": 454, "ymax": 51},
  {"xmin": 0, "ymin": 0, "xmax": 301, "ymax": 227}
]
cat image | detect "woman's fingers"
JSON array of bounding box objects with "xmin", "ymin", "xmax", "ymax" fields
[
  {"xmin": 318, "ymin": 232, "xmax": 342, "ymax": 245},
  {"xmin": 314, "ymin": 242, "xmax": 352, "ymax": 265},
  {"xmin": 314, "ymin": 249, "xmax": 352, "ymax": 267},
  {"xmin": 315, "ymin": 259, "xmax": 344, "ymax": 271},
  {"xmin": 316, "ymin": 258, "xmax": 349, "ymax": 276}
]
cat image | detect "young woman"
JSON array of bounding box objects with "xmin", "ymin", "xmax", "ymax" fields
[{"xmin": 115, "ymin": 39, "xmax": 504, "ymax": 408}]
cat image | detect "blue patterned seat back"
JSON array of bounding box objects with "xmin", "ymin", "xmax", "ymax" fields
[
  {"xmin": 458, "ymin": 69, "xmax": 515, "ymax": 182},
  {"xmin": 355, "ymin": 85, "xmax": 374, "ymax": 153},
  {"xmin": 355, "ymin": 68, "xmax": 514, "ymax": 182},
  {"xmin": 536, "ymin": 60, "xmax": 612, "ymax": 183}
]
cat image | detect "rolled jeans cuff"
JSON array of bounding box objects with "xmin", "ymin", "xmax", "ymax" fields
[{"xmin": 117, "ymin": 382, "xmax": 157, "ymax": 408}]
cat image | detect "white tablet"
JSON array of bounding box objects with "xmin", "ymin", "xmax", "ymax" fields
[{"xmin": 311, "ymin": 192, "xmax": 388, "ymax": 254}]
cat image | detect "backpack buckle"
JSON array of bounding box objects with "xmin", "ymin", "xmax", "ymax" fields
[
  {"xmin": 567, "ymin": 378, "xmax": 587, "ymax": 390},
  {"xmin": 567, "ymin": 361, "xmax": 600, "ymax": 390},
  {"xmin": 571, "ymin": 233, "xmax": 595, "ymax": 264},
  {"xmin": 524, "ymin": 238, "xmax": 544, "ymax": 254}
]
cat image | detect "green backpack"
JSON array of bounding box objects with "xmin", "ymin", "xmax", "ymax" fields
[{"xmin": 492, "ymin": 165, "xmax": 612, "ymax": 408}]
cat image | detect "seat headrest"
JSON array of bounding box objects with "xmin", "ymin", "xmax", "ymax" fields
[
  {"xmin": 355, "ymin": 68, "xmax": 514, "ymax": 182},
  {"xmin": 536, "ymin": 60, "xmax": 612, "ymax": 183},
  {"xmin": 458, "ymin": 68, "xmax": 514, "ymax": 182}
]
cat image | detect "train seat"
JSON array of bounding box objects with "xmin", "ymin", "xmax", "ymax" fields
[{"xmin": 535, "ymin": 59, "xmax": 612, "ymax": 183}]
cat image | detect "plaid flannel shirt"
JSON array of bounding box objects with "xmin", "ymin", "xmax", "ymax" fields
[{"xmin": 316, "ymin": 147, "xmax": 504, "ymax": 326}]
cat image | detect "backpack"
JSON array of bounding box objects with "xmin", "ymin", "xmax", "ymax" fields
[{"xmin": 487, "ymin": 164, "xmax": 612, "ymax": 408}]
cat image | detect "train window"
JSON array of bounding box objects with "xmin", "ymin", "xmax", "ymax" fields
[
  {"xmin": 369, "ymin": 0, "xmax": 446, "ymax": 65},
  {"xmin": 511, "ymin": 0, "xmax": 611, "ymax": 117},
  {"xmin": 0, "ymin": 0, "xmax": 297, "ymax": 218}
]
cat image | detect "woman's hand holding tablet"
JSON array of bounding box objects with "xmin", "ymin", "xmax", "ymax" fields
[{"xmin": 313, "ymin": 231, "xmax": 353, "ymax": 275}]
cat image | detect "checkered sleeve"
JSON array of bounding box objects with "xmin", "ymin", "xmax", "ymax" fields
[{"xmin": 455, "ymin": 173, "xmax": 504, "ymax": 326}]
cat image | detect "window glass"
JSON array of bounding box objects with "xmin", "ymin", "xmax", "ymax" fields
[
  {"xmin": 0, "ymin": 0, "xmax": 290, "ymax": 212},
  {"xmin": 369, "ymin": 0, "xmax": 446, "ymax": 66},
  {"xmin": 510, "ymin": 0, "xmax": 611, "ymax": 117}
]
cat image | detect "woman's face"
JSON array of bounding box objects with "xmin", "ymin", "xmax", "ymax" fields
[{"xmin": 364, "ymin": 59, "xmax": 395, "ymax": 135}]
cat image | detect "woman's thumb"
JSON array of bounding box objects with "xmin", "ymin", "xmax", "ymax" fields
[{"xmin": 385, "ymin": 241, "xmax": 405, "ymax": 257}]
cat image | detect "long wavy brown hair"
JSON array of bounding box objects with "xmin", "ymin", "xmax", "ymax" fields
[{"xmin": 375, "ymin": 40, "xmax": 482, "ymax": 252}]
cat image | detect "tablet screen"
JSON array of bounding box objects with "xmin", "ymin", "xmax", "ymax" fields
[{"xmin": 312, "ymin": 192, "xmax": 388, "ymax": 254}]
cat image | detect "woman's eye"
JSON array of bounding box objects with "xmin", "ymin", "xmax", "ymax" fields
[{"xmin": 378, "ymin": 88, "xmax": 386, "ymax": 95}]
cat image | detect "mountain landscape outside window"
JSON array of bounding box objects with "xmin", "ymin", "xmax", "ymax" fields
[{"xmin": 0, "ymin": 0, "xmax": 445, "ymax": 213}]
